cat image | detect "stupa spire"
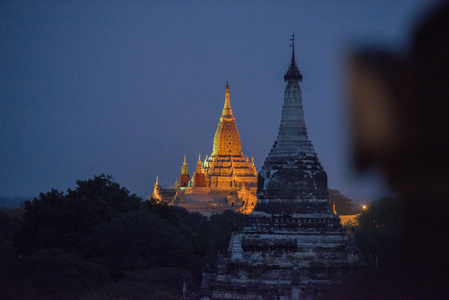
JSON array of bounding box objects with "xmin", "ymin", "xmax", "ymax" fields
[
  {"xmin": 181, "ymin": 154, "xmax": 189, "ymax": 174},
  {"xmin": 211, "ymin": 79, "xmax": 242, "ymax": 156},
  {"xmin": 152, "ymin": 176, "xmax": 162, "ymax": 202},
  {"xmin": 284, "ymin": 34, "xmax": 303, "ymax": 82},
  {"xmin": 291, "ymin": 34, "xmax": 295, "ymax": 64},
  {"xmin": 196, "ymin": 154, "xmax": 204, "ymax": 174},
  {"xmin": 221, "ymin": 78, "xmax": 234, "ymax": 120},
  {"xmin": 256, "ymin": 38, "xmax": 327, "ymax": 214}
]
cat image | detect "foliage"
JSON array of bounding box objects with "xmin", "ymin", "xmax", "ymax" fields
[
  {"xmin": 67, "ymin": 174, "xmax": 142, "ymax": 216},
  {"xmin": 0, "ymin": 208, "xmax": 22, "ymax": 244},
  {"xmin": 142, "ymin": 201, "xmax": 249, "ymax": 280},
  {"xmin": 2, "ymin": 174, "xmax": 252, "ymax": 298},
  {"xmin": 81, "ymin": 209, "xmax": 195, "ymax": 279},
  {"xmin": 0, "ymin": 207, "xmax": 23, "ymax": 263},
  {"xmin": 208, "ymin": 210, "xmax": 248, "ymax": 255},
  {"xmin": 328, "ymin": 188, "xmax": 359, "ymax": 215},
  {"xmin": 14, "ymin": 174, "xmax": 142, "ymax": 255},
  {"xmin": 0, "ymin": 248, "xmax": 109, "ymax": 299},
  {"xmin": 355, "ymin": 197, "xmax": 404, "ymax": 269},
  {"xmin": 144, "ymin": 199, "xmax": 210, "ymax": 264},
  {"xmin": 89, "ymin": 268, "xmax": 184, "ymax": 300}
]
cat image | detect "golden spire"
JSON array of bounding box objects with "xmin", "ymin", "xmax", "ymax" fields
[
  {"xmin": 212, "ymin": 79, "xmax": 242, "ymax": 156},
  {"xmin": 181, "ymin": 154, "xmax": 189, "ymax": 174},
  {"xmin": 152, "ymin": 176, "xmax": 162, "ymax": 202},
  {"xmin": 221, "ymin": 78, "xmax": 234, "ymax": 120},
  {"xmin": 196, "ymin": 153, "xmax": 204, "ymax": 174}
]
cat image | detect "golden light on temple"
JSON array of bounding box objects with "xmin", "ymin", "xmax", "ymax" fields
[{"xmin": 150, "ymin": 80, "xmax": 258, "ymax": 215}]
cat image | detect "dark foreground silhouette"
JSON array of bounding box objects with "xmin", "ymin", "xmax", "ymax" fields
[{"xmin": 339, "ymin": 2, "xmax": 449, "ymax": 299}]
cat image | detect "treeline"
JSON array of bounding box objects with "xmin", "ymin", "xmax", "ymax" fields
[
  {"xmin": 0, "ymin": 174, "xmax": 247, "ymax": 299},
  {"xmin": 354, "ymin": 196, "xmax": 403, "ymax": 270},
  {"xmin": 0, "ymin": 196, "xmax": 32, "ymax": 209}
]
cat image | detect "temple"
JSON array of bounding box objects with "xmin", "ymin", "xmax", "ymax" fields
[
  {"xmin": 149, "ymin": 81, "xmax": 258, "ymax": 216},
  {"xmin": 188, "ymin": 35, "xmax": 361, "ymax": 299}
]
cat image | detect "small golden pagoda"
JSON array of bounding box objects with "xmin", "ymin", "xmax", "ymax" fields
[
  {"xmin": 178, "ymin": 155, "xmax": 190, "ymax": 187},
  {"xmin": 193, "ymin": 154, "xmax": 206, "ymax": 187}
]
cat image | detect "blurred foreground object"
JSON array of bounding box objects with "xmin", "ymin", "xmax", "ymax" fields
[{"xmin": 348, "ymin": 2, "xmax": 449, "ymax": 296}]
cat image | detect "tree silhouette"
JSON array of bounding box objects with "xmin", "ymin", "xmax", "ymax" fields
[{"xmin": 15, "ymin": 174, "xmax": 142, "ymax": 255}]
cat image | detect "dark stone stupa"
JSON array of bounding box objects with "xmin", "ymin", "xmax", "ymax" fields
[
  {"xmin": 186, "ymin": 36, "xmax": 361, "ymax": 300},
  {"xmin": 256, "ymin": 35, "xmax": 329, "ymax": 215}
]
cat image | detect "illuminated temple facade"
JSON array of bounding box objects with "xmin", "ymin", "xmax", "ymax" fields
[{"xmin": 149, "ymin": 82, "xmax": 258, "ymax": 215}]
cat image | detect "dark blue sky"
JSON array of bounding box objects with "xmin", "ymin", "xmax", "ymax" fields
[{"xmin": 1, "ymin": 1, "xmax": 439, "ymax": 202}]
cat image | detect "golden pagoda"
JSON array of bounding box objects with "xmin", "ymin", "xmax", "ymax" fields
[
  {"xmin": 193, "ymin": 154, "xmax": 206, "ymax": 187},
  {"xmin": 149, "ymin": 81, "xmax": 258, "ymax": 216},
  {"xmin": 204, "ymin": 80, "xmax": 258, "ymax": 190},
  {"xmin": 178, "ymin": 155, "xmax": 190, "ymax": 187}
]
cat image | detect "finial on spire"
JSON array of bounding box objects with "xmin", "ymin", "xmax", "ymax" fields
[
  {"xmin": 290, "ymin": 33, "xmax": 295, "ymax": 63},
  {"xmin": 198, "ymin": 153, "xmax": 201, "ymax": 163},
  {"xmin": 226, "ymin": 75, "xmax": 229, "ymax": 91},
  {"xmin": 284, "ymin": 33, "xmax": 303, "ymax": 82},
  {"xmin": 181, "ymin": 155, "xmax": 189, "ymax": 175}
]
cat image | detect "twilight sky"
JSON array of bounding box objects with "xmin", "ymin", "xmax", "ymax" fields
[{"xmin": 0, "ymin": 1, "xmax": 440, "ymax": 202}]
